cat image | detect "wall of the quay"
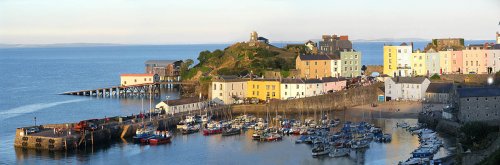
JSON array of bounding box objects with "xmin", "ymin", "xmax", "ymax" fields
[{"xmin": 232, "ymin": 83, "xmax": 383, "ymax": 114}]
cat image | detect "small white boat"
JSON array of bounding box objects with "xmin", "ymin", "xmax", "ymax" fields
[
  {"xmin": 312, "ymin": 145, "xmax": 330, "ymax": 157},
  {"xmin": 329, "ymin": 148, "xmax": 349, "ymax": 157}
]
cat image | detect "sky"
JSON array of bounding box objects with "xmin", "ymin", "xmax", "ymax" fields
[{"xmin": 0, "ymin": 0, "xmax": 499, "ymax": 44}]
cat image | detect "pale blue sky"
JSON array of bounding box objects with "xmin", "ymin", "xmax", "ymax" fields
[{"xmin": 1, "ymin": 0, "xmax": 499, "ymax": 44}]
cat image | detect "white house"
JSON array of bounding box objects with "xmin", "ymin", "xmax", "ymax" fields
[
  {"xmin": 155, "ymin": 97, "xmax": 207, "ymax": 115},
  {"xmin": 280, "ymin": 78, "xmax": 306, "ymax": 100},
  {"xmin": 210, "ymin": 75, "xmax": 247, "ymax": 105},
  {"xmin": 304, "ymin": 79, "xmax": 324, "ymax": 97},
  {"xmin": 331, "ymin": 59, "xmax": 342, "ymax": 77},
  {"xmin": 385, "ymin": 77, "xmax": 430, "ymax": 101}
]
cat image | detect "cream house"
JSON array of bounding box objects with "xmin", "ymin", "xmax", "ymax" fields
[
  {"xmin": 155, "ymin": 97, "xmax": 207, "ymax": 115},
  {"xmin": 210, "ymin": 76, "xmax": 247, "ymax": 105},
  {"xmin": 120, "ymin": 73, "xmax": 159, "ymax": 86}
]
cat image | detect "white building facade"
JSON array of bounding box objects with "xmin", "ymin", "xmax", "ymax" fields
[
  {"xmin": 385, "ymin": 77, "xmax": 430, "ymax": 101},
  {"xmin": 280, "ymin": 79, "xmax": 306, "ymax": 100}
]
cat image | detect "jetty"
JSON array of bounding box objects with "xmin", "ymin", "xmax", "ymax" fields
[
  {"xmin": 14, "ymin": 105, "xmax": 231, "ymax": 151},
  {"xmin": 60, "ymin": 81, "xmax": 196, "ymax": 98}
]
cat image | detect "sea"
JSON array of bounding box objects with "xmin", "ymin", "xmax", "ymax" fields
[{"xmin": 0, "ymin": 41, "xmax": 489, "ymax": 164}]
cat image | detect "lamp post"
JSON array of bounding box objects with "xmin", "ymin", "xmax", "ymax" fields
[{"xmin": 34, "ymin": 117, "xmax": 36, "ymax": 126}]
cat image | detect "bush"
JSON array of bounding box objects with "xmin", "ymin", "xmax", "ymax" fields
[
  {"xmin": 460, "ymin": 122, "xmax": 498, "ymax": 150},
  {"xmin": 430, "ymin": 74, "xmax": 441, "ymax": 80}
]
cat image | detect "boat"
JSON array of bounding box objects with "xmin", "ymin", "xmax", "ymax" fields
[
  {"xmin": 295, "ymin": 135, "xmax": 308, "ymax": 144},
  {"xmin": 203, "ymin": 127, "xmax": 222, "ymax": 136},
  {"xmin": 351, "ymin": 140, "xmax": 370, "ymax": 149},
  {"xmin": 329, "ymin": 148, "xmax": 349, "ymax": 157},
  {"xmin": 265, "ymin": 133, "xmax": 282, "ymax": 141},
  {"xmin": 311, "ymin": 145, "xmax": 330, "ymax": 157},
  {"xmin": 182, "ymin": 124, "xmax": 200, "ymax": 135},
  {"xmin": 148, "ymin": 131, "xmax": 172, "ymax": 145},
  {"xmin": 222, "ymin": 128, "xmax": 241, "ymax": 136},
  {"xmin": 133, "ymin": 126, "xmax": 156, "ymax": 143},
  {"xmin": 252, "ymin": 131, "xmax": 263, "ymax": 140},
  {"xmin": 177, "ymin": 121, "xmax": 187, "ymax": 130}
]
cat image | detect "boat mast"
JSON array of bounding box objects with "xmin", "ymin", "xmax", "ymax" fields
[{"xmin": 149, "ymin": 85, "xmax": 152, "ymax": 122}]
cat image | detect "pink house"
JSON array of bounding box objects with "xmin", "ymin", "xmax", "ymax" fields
[
  {"xmin": 322, "ymin": 77, "xmax": 346, "ymax": 93},
  {"xmin": 450, "ymin": 50, "xmax": 463, "ymax": 74},
  {"xmin": 463, "ymin": 45, "xmax": 487, "ymax": 74}
]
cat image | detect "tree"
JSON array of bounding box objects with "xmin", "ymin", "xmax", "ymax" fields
[
  {"xmin": 361, "ymin": 65, "xmax": 367, "ymax": 75},
  {"xmin": 197, "ymin": 50, "xmax": 211, "ymax": 64}
]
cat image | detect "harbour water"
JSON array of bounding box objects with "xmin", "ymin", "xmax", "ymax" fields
[{"xmin": 0, "ymin": 41, "xmax": 485, "ymax": 164}]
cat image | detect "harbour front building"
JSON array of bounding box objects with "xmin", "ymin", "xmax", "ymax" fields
[
  {"xmin": 439, "ymin": 49, "xmax": 453, "ymax": 74},
  {"xmin": 322, "ymin": 77, "xmax": 346, "ymax": 93},
  {"xmin": 340, "ymin": 50, "xmax": 362, "ymax": 78},
  {"xmin": 425, "ymin": 83, "xmax": 455, "ymax": 104},
  {"xmin": 145, "ymin": 60, "xmax": 183, "ymax": 81},
  {"xmin": 120, "ymin": 73, "xmax": 159, "ymax": 86},
  {"xmin": 280, "ymin": 78, "xmax": 306, "ymax": 100},
  {"xmin": 462, "ymin": 44, "xmax": 487, "ymax": 74},
  {"xmin": 155, "ymin": 97, "xmax": 207, "ymax": 115},
  {"xmin": 384, "ymin": 43, "xmax": 413, "ymax": 77},
  {"xmin": 246, "ymin": 78, "xmax": 281, "ymax": 101},
  {"xmin": 450, "ymin": 50, "xmax": 464, "ymax": 74},
  {"xmin": 296, "ymin": 54, "xmax": 334, "ymax": 79},
  {"xmin": 411, "ymin": 50, "xmax": 427, "ymax": 76},
  {"xmin": 304, "ymin": 79, "xmax": 324, "ymax": 97},
  {"xmin": 211, "ymin": 76, "xmax": 247, "ymax": 105},
  {"xmin": 384, "ymin": 77, "xmax": 430, "ymax": 101},
  {"xmin": 456, "ymin": 87, "xmax": 500, "ymax": 125},
  {"xmin": 425, "ymin": 49, "xmax": 441, "ymax": 76}
]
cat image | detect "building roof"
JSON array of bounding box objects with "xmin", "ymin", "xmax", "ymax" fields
[
  {"xmin": 391, "ymin": 77, "xmax": 427, "ymax": 84},
  {"xmin": 298, "ymin": 54, "xmax": 332, "ymax": 61},
  {"xmin": 145, "ymin": 60, "xmax": 181, "ymax": 66},
  {"xmin": 494, "ymin": 44, "xmax": 500, "ymax": 49},
  {"xmin": 304, "ymin": 79, "xmax": 323, "ymax": 84},
  {"xmin": 163, "ymin": 97, "xmax": 203, "ymax": 106},
  {"xmin": 457, "ymin": 87, "xmax": 500, "ymax": 98},
  {"xmin": 121, "ymin": 73, "xmax": 155, "ymax": 77},
  {"xmin": 251, "ymin": 78, "xmax": 280, "ymax": 82},
  {"xmin": 322, "ymin": 77, "xmax": 346, "ymax": 82},
  {"xmin": 280, "ymin": 78, "xmax": 304, "ymax": 84},
  {"xmin": 426, "ymin": 83, "xmax": 453, "ymax": 93},
  {"xmin": 213, "ymin": 75, "xmax": 247, "ymax": 82}
]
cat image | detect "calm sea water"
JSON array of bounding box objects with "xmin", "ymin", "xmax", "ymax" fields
[{"xmin": 0, "ymin": 41, "xmax": 486, "ymax": 164}]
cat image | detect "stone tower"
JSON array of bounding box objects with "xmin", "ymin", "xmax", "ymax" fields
[{"xmin": 250, "ymin": 31, "xmax": 258, "ymax": 42}]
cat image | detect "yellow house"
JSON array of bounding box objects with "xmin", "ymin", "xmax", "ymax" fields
[
  {"xmin": 246, "ymin": 78, "xmax": 280, "ymax": 101},
  {"xmin": 383, "ymin": 45, "xmax": 398, "ymax": 76},
  {"xmin": 411, "ymin": 50, "xmax": 427, "ymax": 76}
]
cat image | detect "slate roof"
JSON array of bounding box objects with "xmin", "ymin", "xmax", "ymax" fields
[
  {"xmin": 457, "ymin": 87, "xmax": 500, "ymax": 98},
  {"xmin": 280, "ymin": 78, "xmax": 304, "ymax": 84},
  {"xmin": 391, "ymin": 77, "xmax": 427, "ymax": 84},
  {"xmin": 322, "ymin": 77, "xmax": 346, "ymax": 82},
  {"xmin": 304, "ymin": 79, "xmax": 323, "ymax": 84},
  {"xmin": 298, "ymin": 54, "xmax": 332, "ymax": 60},
  {"xmin": 426, "ymin": 83, "xmax": 453, "ymax": 93},
  {"xmin": 213, "ymin": 75, "xmax": 247, "ymax": 82},
  {"xmin": 163, "ymin": 97, "xmax": 204, "ymax": 106}
]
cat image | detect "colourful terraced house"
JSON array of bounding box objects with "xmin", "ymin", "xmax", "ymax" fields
[{"xmin": 246, "ymin": 78, "xmax": 281, "ymax": 101}]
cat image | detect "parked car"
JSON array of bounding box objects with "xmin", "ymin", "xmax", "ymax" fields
[{"xmin": 27, "ymin": 127, "xmax": 40, "ymax": 134}]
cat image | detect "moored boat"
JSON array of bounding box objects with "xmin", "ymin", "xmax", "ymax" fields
[
  {"xmin": 329, "ymin": 148, "xmax": 349, "ymax": 157},
  {"xmin": 222, "ymin": 127, "xmax": 241, "ymax": 136}
]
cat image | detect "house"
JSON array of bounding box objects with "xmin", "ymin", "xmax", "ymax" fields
[
  {"xmin": 304, "ymin": 79, "xmax": 324, "ymax": 97},
  {"xmin": 145, "ymin": 60, "xmax": 183, "ymax": 81},
  {"xmin": 425, "ymin": 83, "xmax": 455, "ymax": 104},
  {"xmin": 383, "ymin": 43, "xmax": 413, "ymax": 77},
  {"xmin": 384, "ymin": 77, "xmax": 430, "ymax": 101},
  {"xmin": 318, "ymin": 35, "xmax": 352, "ymax": 55},
  {"xmin": 246, "ymin": 78, "xmax": 280, "ymax": 101},
  {"xmin": 462, "ymin": 44, "xmax": 487, "ymax": 74},
  {"xmin": 295, "ymin": 54, "xmax": 334, "ymax": 79},
  {"xmin": 456, "ymin": 87, "xmax": 500, "ymax": 124},
  {"xmin": 280, "ymin": 78, "xmax": 306, "ymax": 100},
  {"xmin": 155, "ymin": 97, "xmax": 207, "ymax": 115},
  {"xmin": 120, "ymin": 73, "xmax": 159, "ymax": 86},
  {"xmin": 340, "ymin": 50, "xmax": 362, "ymax": 78},
  {"xmin": 322, "ymin": 77, "xmax": 346, "ymax": 93},
  {"xmin": 211, "ymin": 75, "xmax": 247, "ymax": 105}
]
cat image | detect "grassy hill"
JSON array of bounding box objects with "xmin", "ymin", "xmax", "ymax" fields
[{"xmin": 179, "ymin": 42, "xmax": 298, "ymax": 96}]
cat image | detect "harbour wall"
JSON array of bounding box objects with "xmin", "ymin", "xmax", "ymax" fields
[
  {"xmin": 14, "ymin": 106, "xmax": 231, "ymax": 151},
  {"xmin": 232, "ymin": 83, "xmax": 384, "ymax": 114}
]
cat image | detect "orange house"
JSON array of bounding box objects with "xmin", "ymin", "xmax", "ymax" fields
[{"xmin": 296, "ymin": 55, "xmax": 334, "ymax": 79}]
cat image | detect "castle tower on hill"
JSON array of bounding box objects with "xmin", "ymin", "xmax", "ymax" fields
[
  {"xmin": 496, "ymin": 32, "xmax": 500, "ymax": 44},
  {"xmin": 250, "ymin": 31, "xmax": 258, "ymax": 42}
]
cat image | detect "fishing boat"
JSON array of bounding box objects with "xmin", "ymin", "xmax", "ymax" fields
[
  {"xmin": 203, "ymin": 127, "xmax": 222, "ymax": 136},
  {"xmin": 177, "ymin": 121, "xmax": 187, "ymax": 130},
  {"xmin": 133, "ymin": 126, "xmax": 156, "ymax": 143},
  {"xmin": 265, "ymin": 133, "xmax": 282, "ymax": 141},
  {"xmin": 295, "ymin": 135, "xmax": 308, "ymax": 144},
  {"xmin": 182, "ymin": 124, "xmax": 200, "ymax": 135},
  {"xmin": 222, "ymin": 127, "xmax": 241, "ymax": 136},
  {"xmin": 149, "ymin": 131, "xmax": 172, "ymax": 145},
  {"xmin": 311, "ymin": 145, "xmax": 330, "ymax": 157},
  {"xmin": 252, "ymin": 130, "xmax": 263, "ymax": 140},
  {"xmin": 329, "ymin": 148, "xmax": 349, "ymax": 157}
]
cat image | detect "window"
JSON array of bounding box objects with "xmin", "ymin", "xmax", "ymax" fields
[
  {"xmin": 315, "ymin": 62, "xmax": 317, "ymax": 65},
  {"xmin": 252, "ymin": 91, "xmax": 255, "ymax": 95},
  {"xmin": 266, "ymin": 92, "xmax": 270, "ymax": 97},
  {"xmin": 124, "ymin": 81, "xmax": 127, "ymax": 84},
  {"xmin": 302, "ymin": 92, "xmax": 304, "ymax": 95},
  {"xmin": 220, "ymin": 84, "xmax": 222, "ymax": 90},
  {"xmin": 272, "ymin": 85, "xmax": 275, "ymax": 90},
  {"xmin": 266, "ymin": 85, "xmax": 270, "ymax": 90},
  {"xmin": 134, "ymin": 79, "xmax": 137, "ymax": 82},
  {"xmin": 232, "ymin": 84, "xmax": 234, "ymax": 90},
  {"xmin": 285, "ymin": 92, "xmax": 287, "ymax": 95},
  {"xmin": 214, "ymin": 84, "xmax": 217, "ymax": 90},
  {"xmin": 398, "ymin": 49, "xmax": 401, "ymax": 53},
  {"xmin": 272, "ymin": 92, "xmax": 275, "ymax": 97},
  {"xmin": 296, "ymin": 85, "xmax": 299, "ymax": 89},
  {"xmin": 285, "ymin": 85, "xmax": 288, "ymax": 89},
  {"xmin": 219, "ymin": 93, "xmax": 222, "ymax": 96},
  {"xmin": 144, "ymin": 78, "xmax": 146, "ymax": 81},
  {"xmin": 306, "ymin": 62, "xmax": 309, "ymax": 65}
]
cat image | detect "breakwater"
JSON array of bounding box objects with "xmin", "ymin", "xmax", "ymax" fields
[
  {"xmin": 232, "ymin": 83, "xmax": 384, "ymax": 114},
  {"xmin": 14, "ymin": 106, "xmax": 231, "ymax": 151}
]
